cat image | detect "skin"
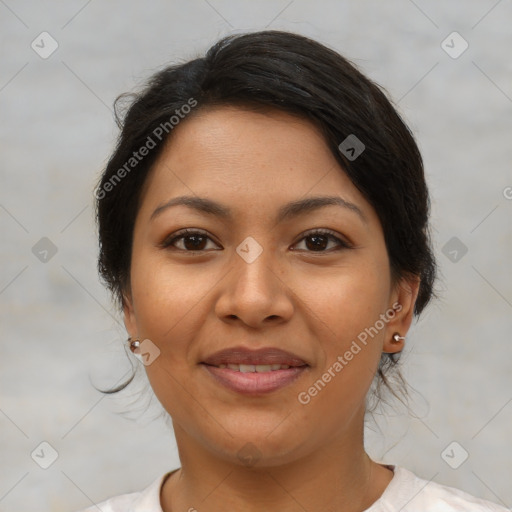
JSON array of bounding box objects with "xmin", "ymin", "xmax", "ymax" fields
[{"xmin": 123, "ymin": 106, "xmax": 420, "ymax": 512}]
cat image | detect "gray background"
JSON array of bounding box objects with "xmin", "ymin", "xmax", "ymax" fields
[{"xmin": 1, "ymin": 1, "xmax": 511, "ymax": 511}]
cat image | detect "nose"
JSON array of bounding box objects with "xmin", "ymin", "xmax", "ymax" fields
[{"xmin": 214, "ymin": 241, "xmax": 294, "ymax": 329}]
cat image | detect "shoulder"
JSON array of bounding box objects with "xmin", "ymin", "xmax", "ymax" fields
[
  {"xmin": 73, "ymin": 471, "xmax": 173, "ymax": 512},
  {"xmin": 76, "ymin": 491, "xmax": 141, "ymax": 512},
  {"xmin": 374, "ymin": 465, "xmax": 510, "ymax": 512}
]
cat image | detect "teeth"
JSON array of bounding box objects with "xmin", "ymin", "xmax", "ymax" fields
[{"xmin": 217, "ymin": 363, "xmax": 293, "ymax": 372}]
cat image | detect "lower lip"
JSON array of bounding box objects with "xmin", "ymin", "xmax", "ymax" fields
[{"xmin": 201, "ymin": 364, "xmax": 308, "ymax": 395}]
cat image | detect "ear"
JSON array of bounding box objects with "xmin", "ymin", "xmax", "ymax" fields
[
  {"xmin": 122, "ymin": 288, "xmax": 138, "ymax": 339},
  {"xmin": 382, "ymin": 275, "xmax": 421, "ymax": 354}
]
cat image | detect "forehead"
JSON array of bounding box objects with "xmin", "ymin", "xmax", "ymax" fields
[
  {"xmin": 160, "ymin": 105, "xmax": 334, "ymax": 173},
  {"xmin": 137, "ymin": 106, "xmax": 377, "ymax": 226}
]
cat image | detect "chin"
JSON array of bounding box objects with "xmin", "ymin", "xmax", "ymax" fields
[{"xmin": 204, "ymin": 422, "xmax": 310, "ymax": 469}]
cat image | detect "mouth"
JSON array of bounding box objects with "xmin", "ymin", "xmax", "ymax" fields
[
  {"xmin": 203, "ymin": 363, "xmax": 299, "ymax": 372},
  {"xmin": 201, "ymin": 346, "xmax": 308, "ymax": 367},
  {"xmin": 200, "ymin": 346, "xmax": 309, "ymax": 395}
]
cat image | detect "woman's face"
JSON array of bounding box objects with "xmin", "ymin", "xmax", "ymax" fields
[{"xmin": 124, "ymin": 106, "xmax": 418, "ymax": 467}]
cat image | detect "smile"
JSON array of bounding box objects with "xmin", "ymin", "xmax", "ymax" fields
[
  {"xmin": 201, "ymin": 363, "xmax": 308, "ymax": 394},
  {"xmin": 211, "ymin": 363, "xmax": 294, "ymax": 372}
]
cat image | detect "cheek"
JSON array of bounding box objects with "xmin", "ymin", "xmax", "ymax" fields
[
  {"xmin": 302, "ymin": 259, "xmax": 391, "ymax": 334},
  {"xmin": 128, "ymin": 247, "xmax": 226, "ymax": 390},
  {"xmin": 298, "ymin": 260, "xmax": 390, "ymax": 393},
  {"xmin": 129, "ymin": 253, "xmax": 208, "ymax": 414},
  {"xmin": 129, "ymin": 248, "xmax": 205, "ymax": 338}
]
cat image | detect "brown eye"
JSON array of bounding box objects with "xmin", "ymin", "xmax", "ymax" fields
[
  {"xmin": 305, "ymin": 234, "xmax": 329, "ymax": 251},
  {"xmin": 161, "ymin": 229, "xmax": 220, "ymax": 252},
  {"xmin": 293, "ymin": 229, "xmax": 351, "ymax": 252},
  {"xmin": 161, "ymin": 228, "xmax": 351, "ymax": 253}
]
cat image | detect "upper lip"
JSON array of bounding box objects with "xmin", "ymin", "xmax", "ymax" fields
[{"xmin": 201, "ymin": 346, "xmax": 308, "ymax": 367}]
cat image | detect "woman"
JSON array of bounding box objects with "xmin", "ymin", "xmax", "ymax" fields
[{"xmin": 79, "ymin": 30, "xmax": 508, "ymax": 511}]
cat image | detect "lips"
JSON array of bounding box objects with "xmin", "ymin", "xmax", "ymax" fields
[
  {"xmin": 200, "ymin": 346, "xmax": 310, "ymax": 395},
  {"xmin": 202, "ymin": 364, "xmax": 307, "ymax": 394},
  {"xmin": 201, "ymin": 346, "xmax": 308, "ymax": 368}
]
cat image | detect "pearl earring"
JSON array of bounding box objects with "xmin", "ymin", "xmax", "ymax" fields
[
  {"xmin": 392, "ymin": 332, "xmax": 405, "ymax": 343},
  {"xmin": 128, "ymin": 337, "xmax": 140, "ymax": 352}
]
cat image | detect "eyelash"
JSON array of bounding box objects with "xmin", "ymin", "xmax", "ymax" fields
[{"xmin": 160, "ymin": 228, "xmax": 352, "ymax": 253}]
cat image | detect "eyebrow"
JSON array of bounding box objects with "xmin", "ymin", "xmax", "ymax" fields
[{"xmin": 150, "ymin": 194, "xmax": 367, "ymax": 224}]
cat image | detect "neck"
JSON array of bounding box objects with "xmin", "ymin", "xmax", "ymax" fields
[{"xmin": 161, "ymin": 416, "xmax": 393, "ymax": 512}]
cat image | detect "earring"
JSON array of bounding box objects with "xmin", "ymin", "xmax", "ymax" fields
[
  {"xmin": 128, "ymin": 337, "xmax": 140, "ymax": 353},
  {"xmin": 392, "ymin": 332, "xmax": 405, "ymax": 343}
]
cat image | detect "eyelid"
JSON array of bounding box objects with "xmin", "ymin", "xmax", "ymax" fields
[
  {"xmin": 292, "ymin": 228, "xmax": 353, "ymax": 250},
  {"xmin": 160, "ymin": 228, "xmax": 219, "ymax": 250},
  {"xmin": 160, "ymin": 228, "xmax": 352, "ymax": 252}
]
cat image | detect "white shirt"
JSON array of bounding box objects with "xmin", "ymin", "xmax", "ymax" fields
[{"xmin": 76, "ymin": 464, "xmax": 510, "ymax": 511}]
